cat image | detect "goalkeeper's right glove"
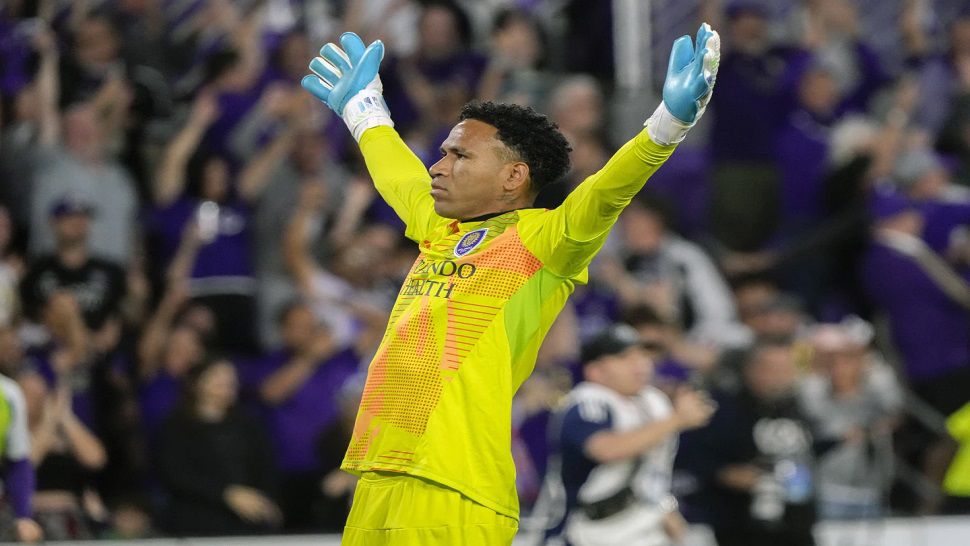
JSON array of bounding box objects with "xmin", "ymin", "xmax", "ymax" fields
[{"xmin": 301, "ymin": 32, "xmax": 393, "ymax": 142}]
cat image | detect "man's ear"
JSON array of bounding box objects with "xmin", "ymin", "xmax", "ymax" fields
[{"xmin": 503, "ymin": 161, "xmax": 531, "ymax": 194}]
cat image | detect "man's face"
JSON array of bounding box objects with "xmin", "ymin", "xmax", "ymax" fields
[
  {"xmin": 620, "ymin": 205, "xmax": 665, "ymax": 254},
  {"xmin": 745, "ymin": 346, "xmax": 799, "ymax": 401},
  {"xmin": 280, "ymin": 305, "xmax": 316, "ymax": 349},
  {"xmin": 53, "ymin": 213, "xmax": 91, "ymax": 247},
  {"xmin": 827, "ymin": 346, "xmax": 866, "ymax": 393},
  {"xmin": 429, "ymin": 119, "xmax": 518, "ymax": 220},
  {"xmin": 586, "ymin": 346, "xmax": 654, "ymax": 397}
]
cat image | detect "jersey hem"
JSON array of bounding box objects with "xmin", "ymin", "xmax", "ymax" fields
[{"xmin": 341, "ymin": 461, "xmax": 519, "ymax": 521}]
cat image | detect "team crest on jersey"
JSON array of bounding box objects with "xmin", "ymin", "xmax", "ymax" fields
[{"xmin": 455, "ymin": 228, "xmax": 488, "ymax": 257}]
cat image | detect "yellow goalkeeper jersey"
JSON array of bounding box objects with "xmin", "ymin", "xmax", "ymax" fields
[{"xmin": 342, "ymin": 126, "xmax": 675, "ymax": 520}]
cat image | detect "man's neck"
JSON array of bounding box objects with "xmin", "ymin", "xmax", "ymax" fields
[
  {"xmin": 57, "ymin": 245, "xmax": 88, "ymax": 268},
  {"xmin": 458, "ymin": 199, "xmax": 535, "ymax": 223}
]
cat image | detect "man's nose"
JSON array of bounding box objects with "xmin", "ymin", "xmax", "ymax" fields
[{"xmin": 429, "ymin": 156, "xmax": 449, "ymax": 177}]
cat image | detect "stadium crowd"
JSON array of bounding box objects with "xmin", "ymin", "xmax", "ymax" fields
[{"xmin": 1, "ymin": 0, "xmax": 970, "ymax": 541}]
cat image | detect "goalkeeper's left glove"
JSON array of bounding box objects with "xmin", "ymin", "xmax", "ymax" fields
[
  {"xmin": 301, "ymin": 32, "xmax": 393, "ymax": 142},
  {"xmin": 645, "ymin": 23, "xmax": 720, "ymax": 146}
]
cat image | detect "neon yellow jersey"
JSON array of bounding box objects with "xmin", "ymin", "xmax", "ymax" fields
[
  {"xmin": 944, "ymin": 402, "xmax": 970, "ymax": 496},
  {"xmin": 341, "ymin": 126, "xmax": 676, "ymax": 519}
]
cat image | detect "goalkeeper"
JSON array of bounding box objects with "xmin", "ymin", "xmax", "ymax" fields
[{"xmin": 301, "ymin": 24, "xmax": 720, "ymax": 546}]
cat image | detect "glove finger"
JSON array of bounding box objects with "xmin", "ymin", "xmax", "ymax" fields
[
  {"xmin": 668, "ymin": 35, "xmax": 694, "ymax": 75},
  {"xmin": 703, "ymin": 30, "xmax": 721, "ymax": 86},
  {"xmin": 689, "ymin": 48, "xmax": 710, "ymax": 97},
  {"xmin": 321, "ymin": 43, "xmax": 353, "ymax": 74},
  {"xmin": 309, "ymin": 57, "xmax": 341, "ymax": 86},
  {"xmin": 340, "ymin": 32, "xmax": 367, "ymax": 64},
  {"xmin": 348, "ymin": 40, "xmax": 385, "ymax": 89},
  {"xmin": 301, "ymin": 75, "xmax": 333, "ymax": 103},
  {"xmin": 694, "ymin": 23, "xmax": 712, "ymax": 58},
  {"xmin": 690, "ymin": 46, "xmax": 707, "ymax": 80}
]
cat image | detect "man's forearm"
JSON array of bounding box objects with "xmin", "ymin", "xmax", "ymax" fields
[
  {"xmin": 584, "ymin": 415, "xmax": 682, "ymax": 463},
  {"xmin": 560, "ymin": 130, "xmax": 676, "ymax": 242},
  {"xmin": 4, "ymin": 459, "xmax": 35, "ymax": 518}
]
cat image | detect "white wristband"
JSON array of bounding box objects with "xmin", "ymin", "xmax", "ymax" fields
[
  {"xmin": 644, "ymin": 102, "xmax": 694, "ymax": 146},
  {"xmin": 341, "ymin": 88, "xmax": 394, "ymax": 142}
]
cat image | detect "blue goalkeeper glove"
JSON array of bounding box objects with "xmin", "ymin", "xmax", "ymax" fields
[
  {"xmin": 645, "ymin": 23, "xmax": 720, "ymax": 145},
  {"xmin": 301, "ymin": 32, "xmax": 393, "ymax": 141}
]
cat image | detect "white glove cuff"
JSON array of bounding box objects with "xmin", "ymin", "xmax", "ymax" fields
[
  {"xmin": 644, "ymin": 102, "xmax": 694, "ymax": 146},
  {"xmin": 341, "ymin": 88, "xmax": 394, "ymax": 142}
]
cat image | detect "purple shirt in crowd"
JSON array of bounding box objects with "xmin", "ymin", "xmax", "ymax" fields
[
  {"xmin": 25, "ymin": 345, "xmax": 97, "ymax": 430},
  {"xmin": 776, "ymin": 108, "xmax": 834, "ymax": 227},
  {"xmin": 138, "ymin": 371, "xmax": 182, "ymax": 448},
  {"xmin": 862, "ymin": 242, "xmax": 970, "ymax": 382},
  {"xmin": 148, "ymin": 196, "xmax": 254, "ymax": 281},
  {"xmin": 239, "ymin": 347, "xmax": 360, "ymax": 473},
  {"xmin": 919, "ymin": 201, "xmax": 970, "ymax": 256},
  {"xmin": 709, "ymin": 47, "xmax": 807, "ymax": 164}
]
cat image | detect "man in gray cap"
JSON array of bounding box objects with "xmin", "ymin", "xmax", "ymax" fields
[{"xmin": 539, "ymin": 324, "xmax": 716, "ymax": 546}]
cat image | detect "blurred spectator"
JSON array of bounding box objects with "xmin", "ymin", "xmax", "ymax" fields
[
  {"xmin": 893, "ymin": 146, "xmax": 970, "ymax": 203},
  {"xmin": 708, "ymin": 0, "xmax": 807, "ymax": 251},
  {"xmin": 0, "ymin": 19, "xmax": 59, "ymax": 232},
  {"xmin": 712, "ymin": 281, "xmax": 809, "ymax": 394},
  {"xmin": 20, "ymin": 196, "xmax": 126, "ymax": 335},
  {"xmin": 381, "ymin": 0, "xmax": 487, "ymax": 139},
  {"xmin": 548, "ymin": 75, "xmax": 606, "ymax": 143},
  {"xmin": 136, "ymin": 281, "xmax": 205, "ymax": 447},
  {"xmin": 678, "ymin": 340, "xmax": 815, "ymax": 546},
  {"xmin": 240, "ymin": 300, "xmax": 371, "ymax": 532},
  {"xmin": 283, "ymin": 180, "xmax": 393, "ymax": 349},
  {"xmin": 798, "ymin": 317, "xmax": 903, "ymax": 519},
  {"xmin": 862, "ymin": 189, "xmax": 970, "ymax": 513},
  {"xmin": 793, "ymin": 0, "xmax": 890, "ymax": 113},
  {"xmin": 227, "ymin": 89, "xmax": 345, "ymax": 345},
  {"xmin": 22, "ymin": 291, "xmax": 95, "ymax": 429},
  {"xmin": 540, "ymin": 324, "xmax": 715, "ymax": 545},
  {"xmin": 775, "ymin": 63, "xmax": 843, "ymax": 236},
  {"xmin": 891, "ymin": 146, "xmax": 970, "ymax": 271},
  {"xmin": 0, "ymin": 206, "xmax": 23, "ymax": 327},
  {"xmin": 20, "ymin": 369, "xmax": 106, "ymax": 540},
  {"xmin": 29, "ymin": 103, "xmax": 138, "ymax": 265},
  {"xmin": 478, "ymin": 8, "xmax": 554, "ymax": 108},
  {"xmin": 862, "ymin": 190, "xmax": 970, "ymax": 413},
  {"xmin": 0, "ymin": 367, "xmax": 42, "ymax": 543},
  {"xmin": 598, "ymin": 197, "xmax": 748, "ymax": 349},
  {"xmin": 158, "ymin": 357, "xmax": 281, "ymax": 536},
  {"xmin": 151, "ymin": 91, "xmax": 291, "ymax": 355},
  {"xmin": 912, "ymin": 10, "xmax": 970, "ymax": 143},
  {"xmin": 623, "ymin": 304, "xmax": 721, "ymax": 389},
  {"xmin": 341, "ymin": 0, "xmax": 422, "ymax": 58}
]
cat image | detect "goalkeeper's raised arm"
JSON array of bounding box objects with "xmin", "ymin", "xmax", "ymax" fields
[
  {"xmin": 301, "ymin": 32, "xmax": 440, "ymax": 243},
  {"xmin": 555, "ymin": 23, "xmax": 719, "ymax": 239}
]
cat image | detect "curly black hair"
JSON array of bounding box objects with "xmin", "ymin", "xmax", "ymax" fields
[{"xmin": 458, "ymin": 101, "xmax": 572, "ymax": 195}]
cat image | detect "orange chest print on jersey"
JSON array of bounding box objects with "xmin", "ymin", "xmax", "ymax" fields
[{"xmin": 345, "ymin": 219, "xmax": 542, "ymax": 463}]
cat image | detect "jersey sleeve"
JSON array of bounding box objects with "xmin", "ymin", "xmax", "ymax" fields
[
  {"xmin": 358, "ymin": 126, "xmax": 446, "ymax": 242},
  {"xmin": 1, "ymin": 378, "xmax": 31, "ymax": 461},
  {"xmin": 947, "ymin": 403, "xmax": 970, "ymax": 441},
  {"xmin": 560, "ymin": 400, "xmax": 614, "ymax": 452},
  {"xmin": 519, "ymin": 130, "xmax": 676, "ymax": 279}
]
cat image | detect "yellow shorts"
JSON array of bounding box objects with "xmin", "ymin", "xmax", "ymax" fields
[{"xmin": 342, "ymin": 471, "xmax": 518, "ymax": 546}]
